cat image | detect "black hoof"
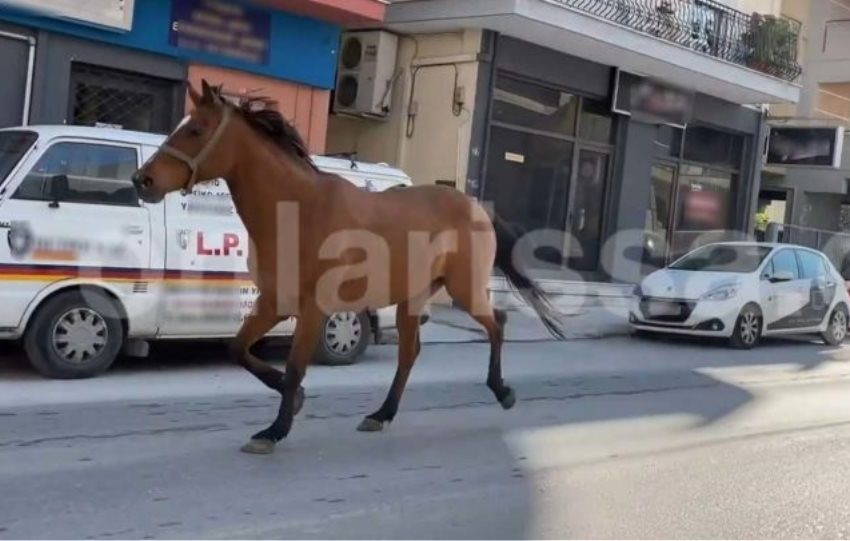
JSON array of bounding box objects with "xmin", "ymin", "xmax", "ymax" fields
[
  {"xmin": 357, "ymin": 417, "xmax": 386, "ymax": 432},
  {"xmin": 498, "ymin": 387, "xmax": 516, "ymax": 410}
]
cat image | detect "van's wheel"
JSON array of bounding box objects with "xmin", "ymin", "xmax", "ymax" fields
[
  {"xmin": 24, "ymin": 290, "xmax": 124, "ymax": 379},
  {"xmin": 314, "ymin": 311, "xmax": 371, "ymax": 366},
  {"xmin": 729, "ymin": 304, "xmax": 762, "ymax": 350},
  {"xmin": 821, "ymin": 305, "xmax": 848, "ymax": 347}
]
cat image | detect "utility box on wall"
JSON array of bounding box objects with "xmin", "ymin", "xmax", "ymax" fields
[{"xmin": 333, "ymin": 30, "xmax": 398, "ymax": 119}]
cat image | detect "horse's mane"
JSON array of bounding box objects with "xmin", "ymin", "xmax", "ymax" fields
[{"xmin": 215, "ymin": 87, "xmax": 319, "ymax": 172}]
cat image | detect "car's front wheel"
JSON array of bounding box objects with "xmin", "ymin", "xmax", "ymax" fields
[
  {"xmin": 729, "ymin": 304, "xmax": 762, "ymax": 350},
  {"xmin": 821, "ymin": 305, "xmax": 848, "ymax": 347}
]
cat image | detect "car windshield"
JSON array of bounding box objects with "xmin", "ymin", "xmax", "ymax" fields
[
  {"xmin": 0, "ymin": 131, "xmax": 36, "ymax": 186},
  {"xmin": 670, "ymin": 244, "xmax": 773, "ymax": 273}
]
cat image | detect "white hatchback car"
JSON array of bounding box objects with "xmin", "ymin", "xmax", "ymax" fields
[{"xmin": 630, "ymin": 242, "xmax": 850, "ymax": 349}]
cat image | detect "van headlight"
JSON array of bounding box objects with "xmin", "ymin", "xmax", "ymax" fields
[{"xmin": 701, "ymin": 285, "xmax": 739, "ymax": 301}]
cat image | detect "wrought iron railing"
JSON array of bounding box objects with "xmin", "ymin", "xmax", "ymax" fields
[{"xmin": 549, "ymin": 0, "xmax": 803, "ymax": 81}]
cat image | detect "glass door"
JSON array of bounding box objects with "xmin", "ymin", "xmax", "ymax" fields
[
  {"xmin": 565, "ymin": 148, "xmax": 609, "ymax": 271},
  {"xmin": 483, "ymin": 125, "xmax": 574, "ymax": 269}
]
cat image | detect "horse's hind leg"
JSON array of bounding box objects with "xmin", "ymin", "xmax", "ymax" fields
[
  {"xmin": 445, "ymin": 277, "xmax": 515, "ymax": 409},
  {"xmin": 476, "ymin": 307, "xmax": 514, "ymax": 409},
  {"xmin": 357, "ymin": 300, "xmax": 423, "ymax": 432}
]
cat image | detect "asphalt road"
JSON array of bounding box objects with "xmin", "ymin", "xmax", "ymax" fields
[{"xmin": 3, "ymin": 334, "xmax": 850, "ymax": 539}]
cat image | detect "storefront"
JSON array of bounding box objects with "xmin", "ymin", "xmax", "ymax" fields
[
  {"xmin": 0, "ymin": 0, "xmax": 380, "ymax": 152},
  {"xmin": 470, "ymin": 36, "xmax": 767, "ymax": 283}
]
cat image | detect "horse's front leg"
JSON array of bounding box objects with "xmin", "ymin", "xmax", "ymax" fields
[
  {"xmin": 241, "ymin": 306, "xmax": 323, "ymax": 455},
  {"xmin": 229, "ymin": 296, "xmax": 304, "ymax": 434}
]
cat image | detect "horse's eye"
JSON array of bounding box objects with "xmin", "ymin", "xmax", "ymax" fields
[{"xmin": 188, "ymin": 126, "xmax": 203, "ymax": 137}]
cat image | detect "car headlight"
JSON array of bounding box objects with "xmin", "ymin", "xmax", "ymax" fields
[{"xmin": 701, "ymin": 285, "xmax": 739, "ymax": 301}]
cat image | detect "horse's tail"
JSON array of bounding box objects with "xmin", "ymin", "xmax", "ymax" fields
[{"xmin": 491, "ymin": 214, "xmax": 566, "ymax": 341}]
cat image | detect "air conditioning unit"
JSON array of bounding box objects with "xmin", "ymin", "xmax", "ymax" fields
[{"xmin": 333, "ymin": 30, "xmax": 398, "ymax": 119}]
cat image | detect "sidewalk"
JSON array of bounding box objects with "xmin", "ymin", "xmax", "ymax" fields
[{"xmin": 385, "ymin": 293, "xmax": 632, "ymax": 344}]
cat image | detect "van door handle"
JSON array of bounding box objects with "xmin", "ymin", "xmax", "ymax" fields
[{"xmin": 124, "ymin": 224, "xmax": 145, "ymax": 235}]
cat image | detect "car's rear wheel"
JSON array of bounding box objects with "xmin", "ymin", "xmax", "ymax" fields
[
  {"xmin": 314, "ymin": 311, "xmax": 371, "ymax": 366},
  {"xmin": 821, "ymin": 305, "xmax": 848, "ymax": 347},
  {"xmin": 729, "ymin": 304, "xmax": 762, "ymax": 350}
]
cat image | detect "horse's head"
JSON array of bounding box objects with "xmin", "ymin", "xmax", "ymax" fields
[{"xmin": 133, "ymin": 79, "xmax": 234, "ymax": 203}]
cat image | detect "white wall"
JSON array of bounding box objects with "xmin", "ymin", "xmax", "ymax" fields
[
  {"xmin": 785, "ymin": 0, "xmax": 850, "ymax": 119},
  {"xmin": 327, "ymin": 30, "xmax": 483, "ymax": 191}
]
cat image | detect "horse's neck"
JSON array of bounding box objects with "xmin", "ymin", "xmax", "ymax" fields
[{"xmin": 226, "ymin": 137, "xmax": 318, "ymax": 236}]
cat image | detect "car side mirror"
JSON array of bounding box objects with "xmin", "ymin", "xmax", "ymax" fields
[
  {"xmin": 769, "ymin": 270, "xmax": 795, "ymax": 283},
  {"xmin": 47, "ymin": 174, "xmax": 69, "ymax": 209}
]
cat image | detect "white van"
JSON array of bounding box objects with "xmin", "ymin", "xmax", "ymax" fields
[{"xmin": 0, "ymin": 125, "xmax": 412, "ymax": 379}]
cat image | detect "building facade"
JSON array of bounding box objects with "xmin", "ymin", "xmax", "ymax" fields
[
  {"xmin": 326, "ymin": 0, "xmax": 803, "ymax": 284},
  {"xmin": 758, "ymin": 0, "xmax": 850, "ymax": 247},
  {"xmin": 0, "ymin": 0, "xmax": 386, "ymax": 153}
]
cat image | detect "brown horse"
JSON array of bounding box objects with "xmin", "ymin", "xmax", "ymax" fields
[{"xmin": 133, "ymin": 80, "xmax": 564, "ymax": 454}]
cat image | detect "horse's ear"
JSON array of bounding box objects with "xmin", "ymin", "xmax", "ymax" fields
[
  {"xmin": 188, "ymin": 82, "xmax": 202, "ymax": 107},
  {"xmin": 201, "ymin": 79, "xmax": 215, "ymax": 104}
]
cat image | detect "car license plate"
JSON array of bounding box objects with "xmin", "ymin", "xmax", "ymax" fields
[{"xmin": 647, "ymin": 301, "xmax": 681, "ymax": 317}]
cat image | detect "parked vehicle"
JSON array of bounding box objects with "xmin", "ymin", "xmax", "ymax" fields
[
  {"xmin": 0, "ymin": 125, "xmax": 414, "ymax": 378},
  {"xmin": 629, "ymin": 242, "xmax": 850, "ymax": 349}
]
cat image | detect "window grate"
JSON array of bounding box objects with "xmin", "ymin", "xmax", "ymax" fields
[{"xmin": 69, "ymin": 63, "xmax": 178, "ymax": 134}]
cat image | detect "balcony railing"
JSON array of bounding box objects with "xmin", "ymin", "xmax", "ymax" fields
[{"xmin": 549, "ymin": 0, "xmax": 803, "ymax": 81}]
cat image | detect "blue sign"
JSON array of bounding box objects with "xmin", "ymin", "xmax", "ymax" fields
[
  {"xmin": 169, "ymin": 0, "xmax": 271, "ymax": 66},
  {"xmin": 0, "ymin": 0, "xmax": 341, "ymax": 89}
]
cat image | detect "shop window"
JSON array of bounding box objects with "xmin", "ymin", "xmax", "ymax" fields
[
  {"xmin": 683, "ymin": 125, "xmax": 743, "ymax": 168},
  {"xmin": 492, "ymin": 75, "xmax": 578, "ymax": 136},
  {"xmin": 13, "ymin": 142, "xmax": 139, "ymax": 207},
  {"xmin": 675, "ymin": 165, "xmax": 736, "ymax": 232},
  {"xmin": 578, "ymin": 98, "xmax": 613, "ymax": 143},
  {"xmin": 70, "ymin": 63, "xmax": 178, "ymax": 134}
]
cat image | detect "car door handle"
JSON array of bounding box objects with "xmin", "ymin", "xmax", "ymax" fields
[{"xmin": 124, "ymin": 224, "xmax": 145, "ymax": 235}]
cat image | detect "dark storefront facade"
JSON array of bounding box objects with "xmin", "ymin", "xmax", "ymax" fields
[{"xmin": 470, "ymin": 35, "xmax": 766, "ymax": 284}]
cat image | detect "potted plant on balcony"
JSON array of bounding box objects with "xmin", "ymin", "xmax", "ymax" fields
[{"xmin": 740, "ymin": 13, "xmax": 799, "ymax": 78}]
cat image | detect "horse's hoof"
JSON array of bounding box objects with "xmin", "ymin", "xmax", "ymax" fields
[
  {"xmin": 357, "ymin": 417, "xmax": 385, "ymax": 432},
  {"xmin": 240, "ymin": 438, "xmax": 276, "ymax": 454},
  {"xmin": 499, "ymin": 387, "xmax": 516, "ymax": 410}
]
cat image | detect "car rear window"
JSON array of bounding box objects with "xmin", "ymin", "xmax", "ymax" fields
[{"xmin": 670, "ymin": 244, "xmax": 773, "ymax": 273}]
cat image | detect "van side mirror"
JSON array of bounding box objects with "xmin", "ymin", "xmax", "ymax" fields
[{"xmin": 47, "ymin": 174, "xmax": 69, "ymax": 208}]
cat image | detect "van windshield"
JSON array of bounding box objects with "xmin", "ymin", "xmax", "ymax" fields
[{"xmin": 0, "ymin": 131, "xmax": 36, "ymax": 186}]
